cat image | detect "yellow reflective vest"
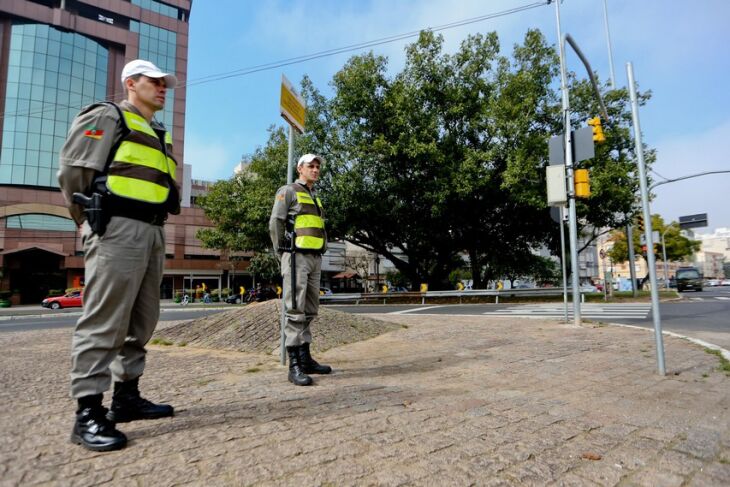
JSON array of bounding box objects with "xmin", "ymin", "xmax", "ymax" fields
[
  {"xmin": 106, "ymin": 109, "xmax": 177, "ymax": 206},
  {"xmin": 292, "ymin": 187, "xmax": 325, "ymax": 251}
]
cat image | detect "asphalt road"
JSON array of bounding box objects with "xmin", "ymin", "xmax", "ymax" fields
[
  {"xmin": 2, "ymin": 288, "xmax": 728, "ymax": 349},
  {"xmin": 0, "ymin": 308, "xmax": 226, "ymax": 333}
]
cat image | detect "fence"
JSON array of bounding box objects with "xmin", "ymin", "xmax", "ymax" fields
[{"xmin": 319, "ymin": 287, "xmax": 593, "ymax": 305}]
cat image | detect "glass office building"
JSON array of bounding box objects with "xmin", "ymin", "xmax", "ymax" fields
[
  {"xmin": 1, "ymin": 23, "xmax": 108, "ymax": 187},
  {"xmin": 0, "ymin": 1, "xmax": 215, "ymax": 304}
]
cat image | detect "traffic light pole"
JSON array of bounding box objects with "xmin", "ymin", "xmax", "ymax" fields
[
  {"xmin": 627, "ymin": 62, "xmax": 665, "ymax": 375},
  {"xmin": 555, "ymin": 0, "xmax": 581, "ymax": 326}
]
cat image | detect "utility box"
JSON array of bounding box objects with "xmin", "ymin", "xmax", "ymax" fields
[{"xmin": 546, "ymin": 165, "xmax": 567, "ymax": 206}]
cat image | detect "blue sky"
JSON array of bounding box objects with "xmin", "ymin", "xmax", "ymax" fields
[{"xmin": 183, "ymin": 0, "xmax": 730, "ymax": 233}]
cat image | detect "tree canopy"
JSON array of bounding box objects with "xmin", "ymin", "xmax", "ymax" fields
[{"xmin": 197, "ymin": 29, "xmax": 655, "ymax": 290}]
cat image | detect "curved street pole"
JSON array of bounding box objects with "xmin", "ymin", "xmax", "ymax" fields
[
  {"xmin": 555, "ymin": 0, "xmax": 581, "ymax": 325},
  {"xmin": 627, "ymin": 62, "xmax": 665, "ymax": 375}
]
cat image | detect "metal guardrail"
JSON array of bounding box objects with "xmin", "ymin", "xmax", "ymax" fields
[{"xmin": 320, "ymin": 287, "xmax": 593, "ymax": 305}]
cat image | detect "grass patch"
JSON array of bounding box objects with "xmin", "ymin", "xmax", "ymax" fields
[
  {"xmin": 150, "ymin": 338, "xmax": 173, "ymax": 346},
  {"xmin": 720, "ymin": 457, "xmax": 729, "ymax": 464},
  {"xmin": 196, "ymin": 378, "xmax": 214, "ymax": 386},
  {"xmin": 177, "ymin": 341, "xmax": 187, "ymax": 347},
  {"xmin": 704, "ymin": 348, "xmax": 730, "ymax": 376},
  {"xmin": 245, "ymin": 367, "xmax": 261, "ymax": 373},
  {"xmin": 401, "ymin": 324, "xmax": 409, "ymax": 329},
  {"xmin": 702, "ymin": 373, "xmax": 709, "ymax": 378}
]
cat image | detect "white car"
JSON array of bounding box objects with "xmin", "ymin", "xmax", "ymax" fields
[
  {"xmin": 579, "ymin": 284, "xmax": 598, "ymax": 293},
  {"xmin": 721, "ymin": 279, "xmax": 730, "ymax": 286}
]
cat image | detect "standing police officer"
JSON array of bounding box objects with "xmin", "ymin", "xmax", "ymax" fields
[
  {"xmin": 269, "ymin": 154, "xmax": 332, "ymax": 386},
  {"xmin": 57, "ymin": 59, "xmax": 181, "ymax": 451}
]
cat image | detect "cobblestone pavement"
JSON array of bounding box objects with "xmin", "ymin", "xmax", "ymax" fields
[{"xmin": 1, "ymin": 315, "xmax": 728, "ymax": 486}]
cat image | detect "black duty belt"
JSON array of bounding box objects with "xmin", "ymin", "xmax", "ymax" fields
[{"xmin": 110, "ymin": 209, "xmax": 167, "ymax": 226}]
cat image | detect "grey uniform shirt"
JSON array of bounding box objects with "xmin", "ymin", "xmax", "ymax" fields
[
  {"xmin": 57, "ymin": 100, "xmax": 176, "ymax": 225},
  {"xmin": 269, "ymin": 179, "xmax": 327, "ymax": 254}
]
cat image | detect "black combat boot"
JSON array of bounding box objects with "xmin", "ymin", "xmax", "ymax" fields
[
  {"xmin": 299, "ymin": 342, "xmax": 332, "ymax": 375},
  {"xmin": 106, "ymin": 377, "xmax": 174, "ymax": 423},
  {"xmin": 71, "ymin": 394, "xmax": 127, "ymax": 452},
  {"xmin": 287, "ymin": 346, "xmax": 313, "ymax": 386}
]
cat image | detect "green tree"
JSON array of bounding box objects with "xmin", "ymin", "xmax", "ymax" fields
[
  {"xmin": 608, "ymin": 214, "xmax": 701, "ymax": 264},
  {"xmin": 248, "ymin": 252, "xmax": 281, "ymax": 283},
  {"xmin": 197, "ymin": 29, "xmax": 653, "ymax": 291},
  {"xmin": 196, "ymin": 127, "xmax": 289, "ymax": 253},
  {"xmin": 300, "ymin": 29, "xmax": 651, "ymax": 288}
]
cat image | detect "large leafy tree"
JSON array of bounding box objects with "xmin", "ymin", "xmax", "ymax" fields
[
  {"xmin": 198, "ymin": 29, "xmax": 654, "ymax": 290},
  {"xmin": 300, "ymin": 30, "xmax": 652, "ymax": 288}
]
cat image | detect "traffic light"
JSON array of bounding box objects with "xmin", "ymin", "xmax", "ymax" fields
[
  {"xmin": 574, "ymin": 169, "xmax": 590, "ymax": 198},
  {"xmin": 636, "ymin": 214, "xmax": 645, "ymax": 232},
  {"xmin": 587, "ymin": 117, "xmax": 606, "ymax": 143}
]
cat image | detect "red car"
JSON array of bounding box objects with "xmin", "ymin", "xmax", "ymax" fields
[{"xmin": 42, "ymin": 290, "xmax": 84, "ymax": 310}]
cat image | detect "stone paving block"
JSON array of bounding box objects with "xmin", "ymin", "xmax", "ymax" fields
[
  {"xmin": 673, "ymin": 428, "xmax": 723, "ymax": 460},
  {"xmin": 1, "ymin": 315, "xmax": 728, "ymax": 485},
  {"xmin": 626, "ymin": 468, "xmax": 685, "ymax": 487}
]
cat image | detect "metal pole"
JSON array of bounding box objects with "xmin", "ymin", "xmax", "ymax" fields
[
  {"xmin": 627, "ymin": 62, "xmax": 665, "ymax": 375},
  {"xmin": 555, "ymin": 0, "xmax": 581, "ymax": 326},
  {"xmin": 559, "ymin": 206, "xmax": 568, "ymax": 323},
  {"xmin": 280, "ymin": 125, "xmax": 296, "ymax": 365},
  {"xmin": 627, "ymin": 224, "xmax": 638, "ymax": 296},
  {"xmin": 602, "ymin": 0, "xmax": 616, "ymax": 88},
  {"xmin": 661, "ymin": 227, "xmax": 671, "ymax": 288}
]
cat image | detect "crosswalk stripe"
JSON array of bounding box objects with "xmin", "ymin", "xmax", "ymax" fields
[{"xmin": 482, "ymin": 303, "xmax": 651, "ymax": 319}]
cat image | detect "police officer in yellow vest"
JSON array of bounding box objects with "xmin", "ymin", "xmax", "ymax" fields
[
  {"xmin": 269, "ymin": 154, "xmax": 332, "ymax": 386},
  {"xmin": 57, "ymin": 60, "xmax": 181, "ymax": 451}
]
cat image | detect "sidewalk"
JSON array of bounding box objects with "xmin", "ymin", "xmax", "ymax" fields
[{"xmin": 0, "ymin": 314, "xmax": 728, "ymax": 486}]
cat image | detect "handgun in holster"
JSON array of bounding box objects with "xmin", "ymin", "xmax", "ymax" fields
[
  {"xmin": 72, "ymin": 191, "xmax": 108, "ymax": 236},
  {"xmin": 279, "ymin": 216, "xmax": 296, "ymax": 253}
]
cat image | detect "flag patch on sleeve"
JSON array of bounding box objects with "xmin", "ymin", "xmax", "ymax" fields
[{"xmin": 83, "ymin": 128, "xmax": 104, "ymax": 140}]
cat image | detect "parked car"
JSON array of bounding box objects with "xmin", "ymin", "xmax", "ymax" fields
[
  {"xmin": 579, "ymin": 284, "xmax": 598, "ymax": 293},
  {"xmin": 225, "ymin": 293, "xmax": 243, "ymax": 304},
  {"xmin": 42, "ymin": 290, "xmax": 83, "ymax": 309},
  {"xmin": 676, "ymin": 267, "xmax": 703, "ymax": 292},
  {"xmin": 706, "ymin": 279, "xmax": 721, "ymax": 287},
  {"xmin": 721, "ymin": 279, "xmax": 730, "ymax": 286}
]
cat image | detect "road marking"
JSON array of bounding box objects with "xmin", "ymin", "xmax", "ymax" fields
[
  {"xmin": 715, "ymin": 296, "xmax": 730, "ymax": 300},
  {"xmin": 482, "ymin": 303, "xmax": 651, "ymax": 320},
  {"xmin": 390, "ymin": 305, "xmax": 445, "ymax": 315}
]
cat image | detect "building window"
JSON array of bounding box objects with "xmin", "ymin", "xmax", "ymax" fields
[
  {"xmin": 5, "ymin": 213, "xmax": 77, "ymax": 231},
  {"xmin": 130, "ymin": 21, "xmax": 176, "ymax": 132},
  {"xmin": 131, "ymin": 0, "xmax": 180, "ymax": 20},
  {"xmin": 0, "ymin": 23, "xmax": 108, "ymax": 188}
]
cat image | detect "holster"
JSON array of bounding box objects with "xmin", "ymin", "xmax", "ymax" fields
[{"xmin": 73, "ymin": 192, "xmax": 109, "ymax": 236}]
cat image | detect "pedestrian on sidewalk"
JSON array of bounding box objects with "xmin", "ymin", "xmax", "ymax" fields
[
  {"xmin": 269, "ymin": 154, "xmax": 332, "ymax": 386},
  {"xmin": 57, "ymin": 59, "xmax": 181, "ymax": 452}
]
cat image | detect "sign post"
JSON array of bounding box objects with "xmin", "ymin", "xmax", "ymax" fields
[{"xmin": 279, "ymin": 74, "xmax": 306, "ymax": 364}]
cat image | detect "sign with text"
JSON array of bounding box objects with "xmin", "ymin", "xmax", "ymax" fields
[
  {"xmin": 678, "ymin": 213, "xmax": 708, "ymax": 230},
  {"xmin": 280, "ymin": 74, "xmax": 306, "ymax": 133}
]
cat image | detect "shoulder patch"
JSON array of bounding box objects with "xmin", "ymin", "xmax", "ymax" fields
[
  {"xmin": 276, "ymin": 194, "xmax": 285, "ymax": 202},
  {"xmin": 83, "ymin": 127, "xmax": 105, "ymax": 140}
]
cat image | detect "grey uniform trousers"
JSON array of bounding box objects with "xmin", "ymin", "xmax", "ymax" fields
[
  {"xmin": 281, "ymin": 252, "xmax": 321, "ymax": 347},
  {"xmin": 70, "ymin": 216, "xmax": 165, "ymax": 398}
]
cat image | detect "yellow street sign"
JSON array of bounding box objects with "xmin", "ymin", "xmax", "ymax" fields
[
  {"xmin": 280, "ymin": 74, "xmax": 306, "ymax": 133},
  {"xmin": 420, "ymin": 283, "xmax": 428, "ymax": 293}
]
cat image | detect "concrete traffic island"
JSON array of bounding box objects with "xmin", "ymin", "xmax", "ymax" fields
[
  {"xmin": 153, "ymin": 300, "xmax": 402, "ymax": 354},
  {"xmin": 0, "ymin": 313, "xmax": 728, "ymax": 485}
]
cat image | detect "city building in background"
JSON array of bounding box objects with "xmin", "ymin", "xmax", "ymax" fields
[{"xmin": 0, "ymin": 0, "xmax": 251, "ymax": 304}]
